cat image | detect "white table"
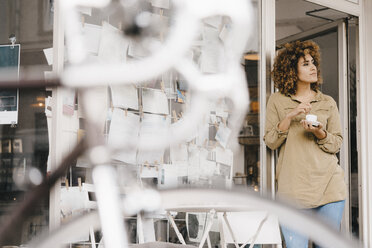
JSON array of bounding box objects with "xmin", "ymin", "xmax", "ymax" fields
[{"xmin": 165, "ymin": 205, "xmax": 282, "ymax": 248}]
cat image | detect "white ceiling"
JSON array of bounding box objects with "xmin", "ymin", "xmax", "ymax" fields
[{"xmin": 276, "ymin": 0, "xmax": 350, "ymax": 40}]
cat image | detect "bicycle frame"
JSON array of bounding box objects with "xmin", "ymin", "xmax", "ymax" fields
[{"xmin": 0, "ymin": 0, "xmax": 362, "ymax": 248}]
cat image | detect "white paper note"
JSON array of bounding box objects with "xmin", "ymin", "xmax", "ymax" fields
[
  {"xmin": 200, "ymin": 26, "xmax": 225, "ymax": 73},
  {"xmin": 200, "ymin": 44, "xmax": 223, "ymax": 73},
  {"xmin": 151, "ymin": 0, "xmax": 170, "ymax": 9},
  {"xmin": 216, "ymin": 109, "xmax": 228, "ymax": 119},
  {"xmin": 162, "ymin": 71, "xmax": 176, "ymax": 98},
  {"xmin": 158, "ymin": 164, "xmax": 178, "ymax": 189},
  {"xmin": 42, "ymin": 45, "xmax": 68, "ymax": 65},
  {"xmin": 77, "ymin": 91, "xmax": 86, "ymax": 119},
  {"xmin": 215, "ymin": 147, "xmax": 233, "ymax": 166},
  {"xmin": 207, "ymin": 100, "xmax": 217, "ymax": 112},
  {"xmin": 98, "ymin": 22, "xmax": 129, "ymax": 63},
  {"xmin": 79, "ymin": 86, "xmax": 108, "ymax": 134},
  {"xmin": 110, "ymin": 84, "xmax": 138, "ymax": 110},
  {"xmin": 188, "ymin": 143, "xmax": 199, "ymax": 162},
  {"xmin": 173, "ymin": 161, "xmax": 189, "ymax": 177},
  {"xmin": 43, "ymin": 48, "xmax": 53, "ymax": 65},
  {"xmin": 63, "ymin": 89, "xmax": 75, "ymax": 116},
  {"xmin": 137, "ymin": 114, "xmax": 169, "ymax": 164},
  {"xmin": 60, "ymin": 187, "xmax": 89, "ymax": 216},
  {"xmin": 171, "ymin": 118, "xmax": 198, "ymax": 142},
  {"xmin": 199, "ymin": 159, "xmax": 216, "ymax": 178},
  {"xmin": 140, "ymin": 166, "xmax": 160, "ymax": 178},
  {"xmin": 151, "ymin": 13, "xmax": 169, "ymax": 31},
  {"xmin": 76, "ymin": 155, "xmax": 91, "ymax": 168},
  {"xmin": 170, "ymin": 143, "xmax": 188, "ymax": 161},
  {"xmin": 203, "ymin": 26, "xmax": 220, "ymax": 43},
  {"xmin": 108, "ymin": 109, "xmax": 140, "ymax": 164},
  {"xmin": 142, "ymin": 88, "xmax": 169, "ymax": 115},
  {"xmin": 45, "ymin": 96, "xmax": 52, "ymax": 117},
  {"xmin": 196, "ymin": 123, "xmax": 209, "ymax": 147},
  {"xmin": 60, "ymin": 187, "xmax": 90, "ymax": 242},
  {"xmin": 187, "ymin": 164, "xmax": 200, "ymax": 183},
  {"xmin": 216, "ymin": 99, "xmax": 229, "ymax": 118},
  {"xmin": 219, "ymin": 24, "xmax": 230, "ymax": 43},
  {"xmin": 187, "ymin": 145, "xmax": 200, "ymax": 181},
  {"xmin": 81, "ymin": 23, "xmax": 102, "ymax": 55},
  {"xmin": 210, "ymin": 114, "xmax": 217, "ymax": 124},
  {"xmin": 218, "ymin": 163, "xmax": 232, "ymax": 178},
  {"xmin": 128, "ymin": 40, "xmax": 149, "ymax": 58},
  {"xmin": 78, "ymin": 6, "xmax": 92, "ymax": 16},
  {"xmin": 215, "ymin": 124, "xmax": 231, "ymax": 148},
  {"xmin": 203, "ymin": 16, "xmax": 222, "ymax": 29}
]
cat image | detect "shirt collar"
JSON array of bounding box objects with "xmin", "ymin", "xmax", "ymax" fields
[{"xmin": 288, "ymin": 90, "xmax": 322, "ymax": 103}]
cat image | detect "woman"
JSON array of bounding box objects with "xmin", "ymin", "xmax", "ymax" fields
[{"xmin": 264, "ymin": 40, "xmax": 346, "ymax": 248}]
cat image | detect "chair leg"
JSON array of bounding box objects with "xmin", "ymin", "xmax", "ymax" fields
[
  {"xmin": 222, "ymin": 213, "xmax": 239, "ymax": 248},
  {"xmin": 248, "ymin": 213, "xmax": 269, "ymax": 248},
  {"xmin": 137, "ymin": 213, "xmax": 145, "ymax": 244},
  {"xmin": 207, "ymin": 235, "xmax": 212, "ymax": 248},
  {"xmin": 198, "ymin": 209, "xmax": 216, "ymax": 248},
  {"xmin": 218, "ymin": 213, "xmax": 227, "ymax": 248},
  {"xmin": 166, "ymin": 212, "xmax": 186, "ymax": 245},
  {"xmin": 90, "ymin": 227, "xmax": 96, "ymax": 248}
]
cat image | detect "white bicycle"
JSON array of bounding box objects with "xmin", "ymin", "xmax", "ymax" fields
[{"xmin": 0, "ymin": 0, "xmax": 362, "ymax": 248}]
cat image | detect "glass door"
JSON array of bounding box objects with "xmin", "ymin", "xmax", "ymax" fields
[
  {"xmin": 237, "ymin": 0, "xmax": 262, "ymax": 192},
  {"xmin": 238, "ymin": 0, "xmax": 275, "ymax": 196},
  {"xmin": 347, "ymin": 18, "xmax": 359, "ymax": 238}
]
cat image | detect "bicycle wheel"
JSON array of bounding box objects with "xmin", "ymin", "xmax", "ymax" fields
[{"xmin": 28, "ymin": 187, "xmax": 361, "ymax": 248}]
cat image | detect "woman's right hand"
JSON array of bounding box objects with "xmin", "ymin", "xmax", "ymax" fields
[
  {"xmin": 286, "ymin": 102, "xmax": 311, "ymax": 120},
  {"xmin": 278, "ymin": 102, "xmax": 311, "ymax": 132}
]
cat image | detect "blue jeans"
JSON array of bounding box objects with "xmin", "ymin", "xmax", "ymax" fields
[{"xmin": 281, "ymin": 200, "xmax": 345, "ymax": 248}]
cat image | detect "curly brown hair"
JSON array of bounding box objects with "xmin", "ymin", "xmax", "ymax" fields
[{"xmin": 272, "ymin": 40, "xmax": 322, "ymax": 95}]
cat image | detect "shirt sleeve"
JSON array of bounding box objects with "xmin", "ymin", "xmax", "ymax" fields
[
  {"xmin": 264, "ymin": 95, "xmax": 288, "ymax": 150},
  {"xmin": 316, "ymin": 100, "xmax": 343, "ymax": 154}
]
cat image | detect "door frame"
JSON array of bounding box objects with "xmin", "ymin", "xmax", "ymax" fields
[
  {"xmin": 259, "ymin": 0, "xmax": 276, "ymax": 198},
  {"xmin": 264, "ymin": 0, "xmax": 372, "ymax": 245},
  {"xmin": 305, "ymin": 0, "xmax": 360, "ymax": 16}
]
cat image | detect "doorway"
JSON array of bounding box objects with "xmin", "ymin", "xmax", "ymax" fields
[{"xmin": 275, "ymin": 0, "xmax": 359, "ymax": 238}]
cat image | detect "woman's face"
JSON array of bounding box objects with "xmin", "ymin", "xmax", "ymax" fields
[{"xmin": 297, "ymin": 54, "xmax": 317, "ymax": 84}]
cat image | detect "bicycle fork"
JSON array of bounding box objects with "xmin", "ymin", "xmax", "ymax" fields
[{"xmin": 93, "ymin": 164, "xmax": 129, "ymax": 248}]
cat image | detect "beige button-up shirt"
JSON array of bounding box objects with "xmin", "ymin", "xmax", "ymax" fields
[{"xmin": 264, "ymin": 91, "xmax": 346, "ymax": 208}]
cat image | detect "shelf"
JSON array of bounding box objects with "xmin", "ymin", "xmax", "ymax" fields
[
  {"xmin": 0, "ymin": 191, "xmax": 24, "ymax": 202},
  {"xmin": 238, "ymin": 136, "xmax": 260, "ymax": 145},
  {"xmin": 245, "ymin": 113, "xmax": 259, "ymax": 124}
]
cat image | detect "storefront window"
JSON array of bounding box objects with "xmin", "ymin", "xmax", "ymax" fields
[
  {"xmin": 0, "ymin": 0, "xmax": 52, "ymax": 245},
  {"xmin": 238, "ymin": 56, "xmax": 260, "ymax": 190},
  {"xmin": 58, "ymin": 0, "xmax": 263, "ymax": 246},
  {"xmin": 237, "ymin": 0, "xmax": 261, "ymax": 192},
  {"xmin": 0, "ymin": 0, "xmax": 364, "ymax": 246}
]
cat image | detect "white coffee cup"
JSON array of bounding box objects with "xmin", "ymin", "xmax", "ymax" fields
[
  {"xmin": 306, "ymin": 114, "xmax": 317, "ymax": 122},
  {"xmin": 306, "ymin": 114, "xmax": 319, "ymax": 126}
]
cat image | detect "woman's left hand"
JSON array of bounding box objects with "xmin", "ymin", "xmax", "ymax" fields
[{"xmin": 300, "ymin": 120, "xmax": 327, "ymax": 139}]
